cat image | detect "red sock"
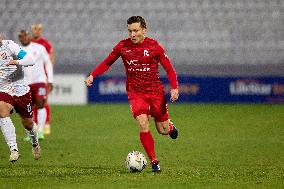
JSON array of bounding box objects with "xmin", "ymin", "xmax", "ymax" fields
[
  {"xmin": 45, "ymin": 103, "xmax": 51, "ymax": 124},
  {"xmin": 140, "ymin": 131, "xmax": 156, "ymax": 162}
]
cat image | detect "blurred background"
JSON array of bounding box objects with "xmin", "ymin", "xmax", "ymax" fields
[{"xmin": 1, "ymin": 0, "xmax": 284, "ymax": 104}]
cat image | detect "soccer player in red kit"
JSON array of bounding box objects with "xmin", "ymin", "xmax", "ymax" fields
[
  {"xmin": 31, "ymin": 23, "xmax": 54, "ymax": 135},
  {"xmin": 85, "ymin": 16, "xmax": 179, "ymax": 173}
]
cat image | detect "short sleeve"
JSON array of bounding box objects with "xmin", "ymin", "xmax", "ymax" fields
[{"xmin": 8, "ymin": 40, "xmax": 27, "ymax": 59}]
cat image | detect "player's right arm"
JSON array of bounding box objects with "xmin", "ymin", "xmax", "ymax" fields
[
  {"xmin": 43, "ymin": 40, "xmax": 55, "ymax": 65},
  {"xmin": 6, "ymin": 41, "xmax": 35, "ymax": 66},
  {"xmin": 85, "ymin": 41, "xmax": 123, "ymax": 86},
  {"xmin": 45, "ymin": 41, "xmax": 55, "ymax": 65}
]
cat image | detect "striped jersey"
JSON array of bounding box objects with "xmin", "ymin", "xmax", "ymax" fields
[{"xmin": 0, "ymin": 40, "xmax": 30, "ymax": 96}]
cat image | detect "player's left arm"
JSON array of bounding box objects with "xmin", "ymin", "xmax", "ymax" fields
[
  {"xmin": 6, "ymin": 41, "xmax": 35, "ymax": 66},
  {"xmin": 156, "ymin": 43, "xmax": 179, "ymax": 102}
]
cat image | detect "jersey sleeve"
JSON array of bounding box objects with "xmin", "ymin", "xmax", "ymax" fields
[
  {"xmin": 155, "ymin": 43, "xmax": 178, "ymax": 89},
  {"xmin": 44, "ymin": 40, "xmax": 53, "ymax": 54},
  {"xmin": 91, "ymin": 41, "xmax": 123, "ymax": 78},
  {"xmin": 8, "ymin": 40, "xmax": 25, "ymax": 59},
  {"xmin": 8, "ymin": 40, "xmax": 35, "ymax": 66}
]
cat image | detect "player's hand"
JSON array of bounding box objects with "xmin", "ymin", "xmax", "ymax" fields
[
  {"xmin": 6, "ymin": 60, "xmax": 19, "ymax": 66},
  {"xmin": 84, "ymin": 75, "xmax": 94, "ymax": 87},
  {"xmin": 48, "ymin": 83, "xmax": 53, "ymax": 92},
  {"xmin": 170, "ymin": 88, "xmax": 179, "ymax": 102}
]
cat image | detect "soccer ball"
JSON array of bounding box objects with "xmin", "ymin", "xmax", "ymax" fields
[{"xmin": 125, "ymin": 151, "xmax": 147, "ymax": 172}]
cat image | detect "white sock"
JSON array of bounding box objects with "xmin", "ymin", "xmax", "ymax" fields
[
  {"xmin": 25, "ymin": 122, "xmax": 38, "ymax": 146},
  {"xmin": 0, "ymin": 117, "xmax": 18, "ymax": 152},
  {"xmin": 37, "ymin": 108, "xmax": 46, "ymax": 133}
]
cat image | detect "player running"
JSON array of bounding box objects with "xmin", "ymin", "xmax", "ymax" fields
[
  {"xmin": 0, "ymin": 33, "xmax": 41, "ymax": 162},
  {"xmin": 85, "ymin": 16, "xmax": 179, "ymax": 173},
  {"xmin": 18, "ymin": 30, "xmax": 53, "ymax": 140},
  {"xmin": 31, "ymin": 23, "xmax": 54, "ymax": 135}
]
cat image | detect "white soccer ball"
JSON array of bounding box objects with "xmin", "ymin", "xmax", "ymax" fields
[{"xmin": 125, "ymin": 151, "xmax": 147, "ymax": 172}]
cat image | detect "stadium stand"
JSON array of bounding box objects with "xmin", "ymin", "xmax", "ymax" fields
[{"xmin": 1, "ymin": 0, "xmax": 283, "ymax": 75}]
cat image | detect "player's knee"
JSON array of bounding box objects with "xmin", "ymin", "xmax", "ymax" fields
[
  {"xmin": 0, "ymin": 105, "xmax": 11, "ymax": 118},
  {"xmin": 21, "ymin": 118, "xmax": 34, "ymax": 130},
  {"xmin": 137, "ymin": 117, "xmax": 149, "ymax": 132},
  {"xmin": 35, "ymin": 100, "xmax": 45, "ymax": 109},
  {"xmin": 0, "ymin": 111, "xmax": 10, "ymax": 118}
]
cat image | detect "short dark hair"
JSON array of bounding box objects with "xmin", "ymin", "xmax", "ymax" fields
[
  {"xmin": 127, "ymin": 16, "xmax": 147, "ymax": 29},
  {"xmin": 18, "ymin": 30, "xmax": 29, "ymax": 36}
]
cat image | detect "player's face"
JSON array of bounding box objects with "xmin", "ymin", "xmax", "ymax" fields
[
  {"xmin": 128, "ymin": 23, "xmax": 146, "ymax": 44},
  {"xmin": 18, "ymin": 32, "xmax": 31, "ymax": 46},
  {"xmin": 31, "ymin": 25, "xmax": 42, "ymax": 39}
]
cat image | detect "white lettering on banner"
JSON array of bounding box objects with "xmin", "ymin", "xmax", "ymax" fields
[
  {"xmin": 52, "ymin": 85, "xmax": 72, "ymax": 95},
  {"xmin": 48, "ymin": 74, "xmax": 86, "ymax": 105},
  {"xmin": 230, "ymin": 81, "xmax": 272, "ymax": 95},
  {"xmin": 98, "ymin": 80, "xmax": 126, "ymax": 95}
]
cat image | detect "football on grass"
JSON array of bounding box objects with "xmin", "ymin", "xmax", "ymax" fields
[{"xmin": 125, "ymin": 151, "xmax": 147, "ymax": 172}]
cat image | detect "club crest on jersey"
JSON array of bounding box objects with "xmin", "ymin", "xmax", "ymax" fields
[{"xmin": 144, "ymin": 50, "xmax": 149, "ymax": 57}]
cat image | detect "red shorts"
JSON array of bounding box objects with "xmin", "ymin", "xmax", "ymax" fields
[
  {"xmin": 128, "ymin": 92, "xmax": 169, "ymax": 122},
  {"xmin": 29, "ymin": 83, "xmax": 48, "ymax": 104},
  {"xmin": 0, "ymin": 92, "xmax": 33, "ymax": 118}
]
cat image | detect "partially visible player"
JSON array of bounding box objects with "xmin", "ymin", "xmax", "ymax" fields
[
  {"xmin": 0, "ymin": 33, "xmax": 41, "ymax": 161},
  {"xmin": 31, "ymin": 23, "xmax": 54, "ymax": 135},
  {"xmin": 85, "ymin": 16, "xmax": 179, "ymax": 173},
  {"xmin": 18, "ymin": 30, "xmax": 53, "ymax": 140}
]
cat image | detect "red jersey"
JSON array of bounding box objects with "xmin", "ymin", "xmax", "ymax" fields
[
  {"xmin": 91, "ymin": 37, "xmax": 178, "ymax": 94},
  {"xmin": 31, "ymin": 37, "xmax": 53, "ymax": 54}
]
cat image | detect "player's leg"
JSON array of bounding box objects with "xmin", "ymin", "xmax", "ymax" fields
[
  {"xmin": 34, "ymin": 83, "xmax": 48, "ymax": 140},
  {"xmin": 151, "ymin": 94, "xmax": 178, "ymax": 139},
  {"xmin": 14, "ymin": 92, "xmax": 41, "ymax": 160},
  {"xmin": 155, "ymin": 119, "xmax": 178, "ymax": 139},
  {"xmin": 0, "ymin": 117, "xmax": 20, "ymax": 162},
  {"xmin": 44, "ymin": 103, "xmax": 51, "ymax": 135},
  {"xmin": 136, "ymin": 114, "xmax": 160, "ymax": 172},
  {"xmin": 0, "ymin": 99, "xmax": 20, "ymax": 162},
  {"xmin": 20, "ymin": 116, "xmax": 41, "ymax": 160},
  {"xmin": 136, "ymin": 113, "xmax": 157, "ymax": 161},
  {"xmin": 128, "ymin": 92, "xmax": 160, "ymax": 172},
  {"xmin": 24, "ymin": 85, "xmax": 36, "ymax": 141},
  {"xmin": 44, "ymin": 82, "xmax": 51, "ymax": 135},
  {"xmin": 36, "ymin": 99, "xmax": 46, "ymax": 140}
]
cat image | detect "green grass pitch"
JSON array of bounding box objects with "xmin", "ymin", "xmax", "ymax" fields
[{"xmin": 0, "ymin": 104, "xmax": 283, "ymax": 188}]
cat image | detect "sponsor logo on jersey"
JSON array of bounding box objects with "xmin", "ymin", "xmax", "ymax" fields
[{"xmin": 126, "ymin": 59, "xmax": 138, "ymax": 66}]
